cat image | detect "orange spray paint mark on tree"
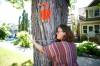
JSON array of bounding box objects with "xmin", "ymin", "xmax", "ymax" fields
[{"xmin": 39, "ymin": 2, "xmax": 52, "ymax": 22}]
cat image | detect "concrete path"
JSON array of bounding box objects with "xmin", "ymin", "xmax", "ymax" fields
[
  {"xmin": 77, "ymin": 57, "xmax": 100, "ymax": 66},
  {"xmin": 0, "ymin": 41, "xmax": 33, "ymax": 57}
]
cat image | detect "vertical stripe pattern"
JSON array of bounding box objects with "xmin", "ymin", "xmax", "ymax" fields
[{"xmin": 44, "ymin": 41, "xmax": 78, "ymax": 66}]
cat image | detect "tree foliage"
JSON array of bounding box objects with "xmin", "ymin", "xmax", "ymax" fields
[
  {"xmin": 0, "ymin": 23, "xmax": 10, "ymax": 40},
  {"xmin": 6, "ymin": 0, "xmax": 30, "ymax": 9},
  {"xmin": 18, "ymin": 10, "xmax": 29, "ymax": 32}
]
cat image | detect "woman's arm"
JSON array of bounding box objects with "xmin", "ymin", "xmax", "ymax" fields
[{"xmin": 33, "ymin": 40, "xmax": 44, "ymax": 54}]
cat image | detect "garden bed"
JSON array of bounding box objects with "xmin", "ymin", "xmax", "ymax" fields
[{"xmin": 76, "ymin": 41, "xmax": 100, "ymax": 59}]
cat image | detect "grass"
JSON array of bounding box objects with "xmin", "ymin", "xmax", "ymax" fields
[{"xmin": 0, "ymin": 47, "xmax": 33, "ymax": 66}]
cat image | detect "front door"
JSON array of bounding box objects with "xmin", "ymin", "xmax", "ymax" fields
[{"xmin": 87, "ymin": 25, "xmax": 95, "ymax": 37}]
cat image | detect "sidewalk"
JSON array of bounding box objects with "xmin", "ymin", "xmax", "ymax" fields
[
  {"xmin": 77, "ymin": 57, "xmax": 100, "ymax": 66},
  {"xmin": 0, "ymin": 41, "xmax": 33, "ymax": 57}
]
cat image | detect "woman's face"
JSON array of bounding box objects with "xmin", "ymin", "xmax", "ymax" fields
[{"xmin": 56, "ymin": 27, "xmax": 66, "ymax": 40}]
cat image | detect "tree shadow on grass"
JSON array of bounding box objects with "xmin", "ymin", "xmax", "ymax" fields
[
  {"xmin": 11, "ymin": 59, "xmax": 33, "ymax": 66},
  {"xmin": 11, "ymin": 63, "xmax": 18, "ymax": 66}
]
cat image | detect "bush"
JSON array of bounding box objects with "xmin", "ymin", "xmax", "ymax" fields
[
  {"xmin": 0, "ymin": 28, "xmax": 7, "ymax": 40},
  {"xmin": 95, "ymin": 49, "xmax": 100, "ymax": 57},
  {"xmin": 95, "ymin": 34, "xmax": 100, "ymax": 45},
  {"xmin": 77, "ymin": 41, "xmax": 99, "ymax": 57},
  {"xmin": 13, "ymin": 39, "xmax": 20, "ymax": 45},
  {"xmin": 13, "ymin": 31, "xmax": 32, "ymax": 48},
  {"xmin": 0, "ymin": 24, "xmax": 10, "ymax": 40}
]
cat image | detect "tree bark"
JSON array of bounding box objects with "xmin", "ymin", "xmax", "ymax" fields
[{"xmin": 32, "ymin": 0, "xmax": 69, "ymax": 66}]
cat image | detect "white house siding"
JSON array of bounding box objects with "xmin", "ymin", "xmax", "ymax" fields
[{"xmin": 80, "ymin": 21, "xmax": 100, "ymax": 37}]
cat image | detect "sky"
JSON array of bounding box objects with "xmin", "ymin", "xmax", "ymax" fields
[
  {"xmin": 71, "ymin": 0, "xmax": 93, "ymax": 17},
  {"xmin": 0, "ymin": 0, "xmax": 31, "ymax": 25},
  {"xmin": 0, "ymin": 0, "xmax": 93, "ymax": 25},
  {"xmin": 76, "ymin": 0, "xmax": 93, "ymax": 8}
]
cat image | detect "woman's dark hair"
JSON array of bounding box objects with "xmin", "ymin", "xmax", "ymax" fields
[{"xmin": 55, "ymin": 24, "xmax": 74, "ymax": 42}]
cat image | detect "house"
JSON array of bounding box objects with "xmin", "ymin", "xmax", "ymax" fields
[{"xmin": 79, "ymin": 0, "xmax": 100, "ymax": 41}]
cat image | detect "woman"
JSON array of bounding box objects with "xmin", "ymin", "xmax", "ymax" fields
[{"xmin": 33, "ymin": 24, "xmax": 78, "ymax": 66}]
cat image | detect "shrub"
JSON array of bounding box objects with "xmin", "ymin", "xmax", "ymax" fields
[
  {"xmin": 77, "ymin": 41, "xmax": 98, "ymax": 56},
  {"xmin": 95, "ymin": 49, "xmax": 100, "ymax": 57},
  {"xmin": 0, "ymin": 24, "xmax": 10, "ymax": 40},
  {"xmin": 13, "ymin": 31, "xmax": 32, "ymax": 48},
  {"xmin": 95, "ymin": 34, "xmax": 100, "ymax": 45},
  {"xmin": 0, "ymin": 28, "xmax": 7, "ymax": 40},
  {"xmin": 13, "ymin": 39, "xmax": 20, "ymax": 45}
]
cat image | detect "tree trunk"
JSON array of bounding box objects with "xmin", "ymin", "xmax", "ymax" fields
[{"xmin": 32, "ymin": 0, "xmax": 69, "ymax": 66}]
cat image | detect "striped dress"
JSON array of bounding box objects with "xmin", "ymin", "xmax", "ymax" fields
[{"xmin": 44, "ymin": 41, "xmax": 78, "ymax": 66}]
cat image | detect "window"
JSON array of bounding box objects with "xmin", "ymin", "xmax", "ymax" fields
[
  {"xmin": 89, "ymin": 26, "xmax": 93, "ymax": 31},
  {"xmin": 88, "ymin": 9, "xmax": 94, "ymax": 18},
  {"xmin": 71, "ymin": 4, "xmax": 75, "ymax": 10},
  {"xmin": 88, "ymin": 8, "xmax": 100, "ymax": 18},
  {"xmin": 94, "ymin": 25, "xmax": 100, "ymax": 33},
  {"xmin": 83, "ymin": 26, "xmax": 87, "ymax": 33},
  {"xmin": 94, "ymin": 8, "xmax": 100, "ymax": 17}
]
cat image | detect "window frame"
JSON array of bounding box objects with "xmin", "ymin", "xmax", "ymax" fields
[
  {"xmin": 94, "ymin": 8, "xmax": 100, "ymax": 17},
  {"xmin": 94, "ymin": 25, "xmax": 100, "ymax": 34},
  {"xmin": 82, "ymin": 26, "xmax": 87, "ymax": 34}
]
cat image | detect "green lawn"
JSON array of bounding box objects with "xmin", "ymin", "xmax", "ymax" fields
[{"xmin": 0, "ymin": 47, "xmax": 33, "ymax": 66}]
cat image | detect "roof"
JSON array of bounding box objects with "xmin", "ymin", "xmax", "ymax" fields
[{"xmin": 88, "ymin": 0, "xmax": 100, "ymax": 7}]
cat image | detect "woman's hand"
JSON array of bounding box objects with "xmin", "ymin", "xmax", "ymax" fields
[
  {"xmin": 32, "ymin": 37, "xmax": 36, "ymax": 47},
  {"xmin": 32, "ymin": 36, "xmax": 44, "ymax": 54}
]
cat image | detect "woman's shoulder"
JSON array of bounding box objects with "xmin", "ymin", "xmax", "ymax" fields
[
  {"xmin": 47, "ymin": 42, "xmax": 56, "ymax": 46},
  {"xmin": 61, "ymin": 41, "xmax": 75, "ymax": 45},
  {"xmin": 49, "ymin": 41, "xmax": 75, "ymax": 46},
  {"xmin": 61, "ymin": 41, "xmax": 70, "ymax": 43}
]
